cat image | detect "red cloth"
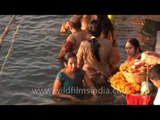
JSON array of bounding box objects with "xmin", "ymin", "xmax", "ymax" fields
[
  {"xmin": 127, "ymin": 56, "xmax": 133, "ymax": 62},
  {"xmin": 58, "ymin": 41, "xmax": 74, "ymax": 60},
  {"xmin": 126, "ymin": 94, "xmax": 151, "ymax": 105}
]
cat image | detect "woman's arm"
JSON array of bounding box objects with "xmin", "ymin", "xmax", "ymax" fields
[
  {"xmin": 77, "ymin": 42, "xmax": 85, "ymax": 68},
  {"xmin": 141, "ymin": 51, "xmax": 160, "ymax": 65},
  {"xmin": 57, "ymin": 41, "xmax": 74, "ymax": 60},
  {"xmin": 83, "ymin": 73, "xmax": 97, "ymax": 98},
  {"xmin": 60, "ymin": 15, "xmax": 82, "ymax": 33},
  {"xmin": 60, "ymin": 21, "xmax": 70, "ymax": 33},
  {"xmin": 107, "ymin": 41, "xmax": 117, "ymax": 72},
  {"xmin": 52, "ymin": 78, "xmax": 81, "ymax": 102}
]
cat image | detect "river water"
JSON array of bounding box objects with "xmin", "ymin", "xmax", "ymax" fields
[{"xmin": 0, "ymin": 15, "xmax": 160, "ymax": 105}]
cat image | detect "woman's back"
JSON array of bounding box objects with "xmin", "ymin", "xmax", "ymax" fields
[
  {"xmin": 77, "ymin": 38, "xmax": 114, "ymax": 84},
  {"xmin": 77, "ymin": 20, "xmax": 115, "ymax": 85}
]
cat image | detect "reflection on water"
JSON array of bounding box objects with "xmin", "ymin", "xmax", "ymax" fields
[{"xmin": 0, "ymin": 15, "xmax": 160, "ymax": 105}]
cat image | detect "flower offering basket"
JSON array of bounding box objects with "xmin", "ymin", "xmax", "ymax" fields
[{"xmin": 122, "ymin": 71, "xmax": 146, "ymax": 84}]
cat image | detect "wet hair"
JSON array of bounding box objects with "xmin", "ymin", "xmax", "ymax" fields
[
  {"xmin": 97, "ymin": 15, "xmax": 114, "ymax": 34},
  {"xmin": 149, "ymin": 64, "xmax": 160, "ymax": 80},
  {"xmin": 68, "ymin": 20, "xmax": 81, "ymax": 30},
  {"xmin": 88, "ymin": 20, "xmax": 102, "ymax": 37},
  {"xmin": 63, "ymin": 52, "xmax": 76, "ymax": 63},
  {"xmin": 97, "ymin": 15, "xmax": 116, "ymax": 46},
  {"xmin": 125, "ymin": 38, "xmax": 142, "ymax": 53},
  {"xmin": 89, "ymin": 38, "xmax": 101, "ymax": 61},
  {"xmin": 88, "ymin": 20, "xmax": 101, "ymax": 61}
]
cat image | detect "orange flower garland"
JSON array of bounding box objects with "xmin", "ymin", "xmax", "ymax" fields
[
  {"xmin": 110, "ymin": 71, "xmax": 141, "ymax": 94},
  {"xmin": 109, "ymin": 60, "xmax": 150, "ymax": 94},
  {"xmin": 119, "ymin": 60, "xmax": 147, "ymax": 73}
]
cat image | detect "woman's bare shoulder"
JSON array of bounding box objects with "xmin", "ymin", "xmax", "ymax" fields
[{"xmin": 60, "ymin": 68, "xmax": 66, "ymax": 73}]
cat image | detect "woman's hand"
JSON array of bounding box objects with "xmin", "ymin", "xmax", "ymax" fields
[
  {"xmin": 141, "ymin": 51, "xmax": 160, "ymax": 65},
  {"xmin": 90, "ymin": 86, "xmax": 98, "ymax": 102},
  {"xmin": 70, "ymin": 96, "xmax": 82, "ymax": 103}
]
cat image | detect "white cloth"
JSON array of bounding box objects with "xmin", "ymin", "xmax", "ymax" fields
[
  {"xmin": 141, "ymin": 81, "xmax": 152, "ymax": 95},
  {"xmin": 154, "ymin": 88, "xmax": 160, "ymax": 105}
]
